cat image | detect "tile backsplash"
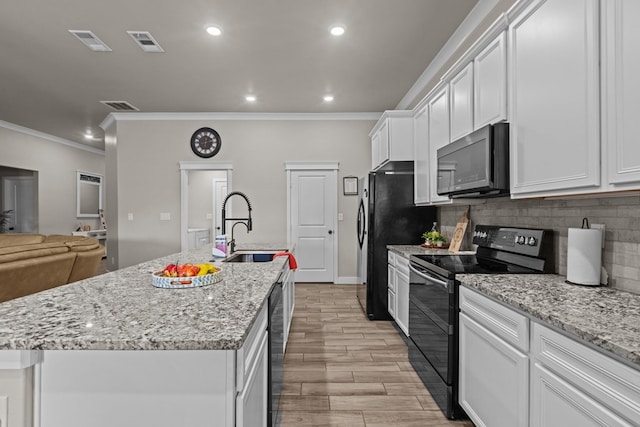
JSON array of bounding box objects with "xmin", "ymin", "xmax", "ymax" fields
[{"xmin": 439, "ymin": 195, "xmax": 640, "ymax": 295}]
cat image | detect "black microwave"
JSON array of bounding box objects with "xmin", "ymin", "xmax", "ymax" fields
[{"xmin": 437, "ymin": 123, "xmax": 509, "ymax": 198}]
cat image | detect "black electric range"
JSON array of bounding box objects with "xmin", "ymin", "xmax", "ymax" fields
[{"xmin": 407, "ymin": 225, "xmax": 554, "ymax": 419}]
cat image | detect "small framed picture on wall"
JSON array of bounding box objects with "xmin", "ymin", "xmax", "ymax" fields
[{"xmin": 343, "ymin": 176, "xmax": 358, "ymax": 196}]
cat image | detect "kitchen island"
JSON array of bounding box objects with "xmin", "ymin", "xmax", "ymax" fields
[{"xmin": 0, "ymin": 243, "xmax": 292, "ymax": 427}]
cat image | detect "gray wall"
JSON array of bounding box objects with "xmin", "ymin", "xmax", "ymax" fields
[
  {"xmin": 0, "ymin": 126, "xmax": 105, "ymax": 234},
  {"xmin": 440, "ymin": 196, "xmax": 640, "ymax": 295},
  {"xmin": 105, "ymin": 118, "xmax": 374, "ymax": 281}
]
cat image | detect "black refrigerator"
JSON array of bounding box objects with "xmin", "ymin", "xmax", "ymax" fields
[{"xmin": 356, "ymin": 161, "xmax": 437, "ymax": 320}]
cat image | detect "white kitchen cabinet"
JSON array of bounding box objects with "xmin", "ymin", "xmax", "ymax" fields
[
  {"xmin": 387, "ymin": 251, "xmax": 397, "ymax": 319},
  {"xmin": 427, "ymin": 84, "xmax": 452, "ymax": 204},
  {"xmin": 282, "ymin": 265, "xmax": 295, "ymax": 352},
  {"xmin": 236, "ymin": 329, "xmax": 268, "ymax": 427},
  {"xmin": 474, "ymin": 31, "xmax": 507, "ymax": 128},
  {"xmin": 370, "ymin": 111, "xmax": 414, "ymax": 170},
  {"xmin": 530, "ymin": 322, "xmax": 640, "ymax": 426},
  {"xmin": 449, "ymin": 62, "xmax": 474, "ymax": 142},
  {"xmin": 602, "ymin": 0, "xmax": 640, "ymax": 189},
  {"xmin": 459, "ymin": 286, "xmax": 529, "ymax": 427},
  {"xmin": 394, "ymin": 255, "xmax": 410, "ymax": 337},
  {"xmin": 413, "ymin": 104, "xmax": 430, "ymax": 205},
  {"xmin": 509, "ymin": 0, "xmax": 600, "ymax": 197}
]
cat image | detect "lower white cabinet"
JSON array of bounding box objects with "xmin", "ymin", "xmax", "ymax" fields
[
  {"xmin": 459, "ymin": 288, "xmax": 529, "ymax": 427},
  {"xmin": 282, "ymin": 266, "xmax": 295, "ymax": 352},
  {"xmin": 387, "ymin": 251, "xmax": 397, "ymax": 319},
  {"xmin": 236, "ymin": 330, "xmax": 268, "ymax": 427},
  {"xmin": 531, "ymin": 322, "xmax": 640, "ymax": 427},
  {"xmin": 395, "ymin": 256, "xmax": 410, "ymax": 336},
  {"xmin": 531, "ymin": 363, "xmax": 632, "ymax": 427},
  {"xmin": 459, "ymin": 285, "xmax": 640, "ymax": 427}
]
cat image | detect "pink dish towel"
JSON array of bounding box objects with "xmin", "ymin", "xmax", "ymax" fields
[{"xmin": 273, "ymin": 251, "xmax": 298, "ymax": 270}]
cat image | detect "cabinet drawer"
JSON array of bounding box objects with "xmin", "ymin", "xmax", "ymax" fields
[
  {"xmin": 236, "ymin": 303, "xmax": 268, "ymax": 392},
  {"xmin": 387, "ymin": 251, "xmax": 396, "ymax": 266},
  {"xmin": 532, "ymin": 322, "xmax": 640, "ymax": 424},
  {"xmin": 395, "ymin": 255, "xmax": 410, "ymax": 277},
  {"xmin": 459, "ymin": 286, "xmax": 529, "ymax": 352}
]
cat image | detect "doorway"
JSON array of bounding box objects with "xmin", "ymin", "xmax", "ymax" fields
[
  {"xmin": 0, "ymin": 166, "xmax": 38, "ymax": 233},
  {"xmin": 179, "ymin": 161, "xmax": 233, "ymax": 252},
  {"xmin": 286, "ymin": 162, "xmax": 338, "ymax": 283}
]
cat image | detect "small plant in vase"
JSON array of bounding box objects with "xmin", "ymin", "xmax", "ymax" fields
[{"xmin": 422, "ymin": 230, "xmax": 448, "ymax": 247}]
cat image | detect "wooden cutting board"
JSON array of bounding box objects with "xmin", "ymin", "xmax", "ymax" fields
[{"xmin": 448, "ymin": 207, "xmax": 469, "ymax": 253}]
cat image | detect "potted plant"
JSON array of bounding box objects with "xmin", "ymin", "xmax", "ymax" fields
[
  {"xmin": 0, "ymin": 210, "xmax": 13, "ymax": 233},
  {"xmin": 422, "ymin": 230, "xmax": 448, "ymax": 247}
]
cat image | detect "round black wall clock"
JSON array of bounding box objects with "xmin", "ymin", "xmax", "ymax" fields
[{"xmin": 190, "ymin": 127, "xmax": 222, "ymax": 158}]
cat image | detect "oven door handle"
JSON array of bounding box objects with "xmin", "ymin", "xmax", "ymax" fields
[{"xmin": 409, "ymin": 264, "xmax": 448, "ymax": 288}]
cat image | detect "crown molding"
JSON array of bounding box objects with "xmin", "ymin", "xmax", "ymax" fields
[
  {"xmin": 100, "ymin": 111, "xmax": 382, "ymax": 128},
  {"xmin": 0, "ymin": 120, "xmax": 105, "ymax": 155}
]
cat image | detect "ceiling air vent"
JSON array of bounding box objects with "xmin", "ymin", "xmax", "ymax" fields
[
  {"xmin": 127, "ymin": 31, "xmax": 164, "ymax": 53},
  {"xmin": 100, "ymin": 101, "xmax": 139, "ymax": 112},
  {"xmin": 69, "ymin": 30, "xmax": 112, "ymax": 52}
]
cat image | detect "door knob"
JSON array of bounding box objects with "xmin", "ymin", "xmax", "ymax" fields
[{"xmin": 328, "ymin": 230, "xmax": 333, "ymax": 235}]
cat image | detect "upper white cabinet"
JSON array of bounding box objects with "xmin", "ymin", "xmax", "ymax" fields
[
  {"xmin": 602, "ymin": 0, "xmax": 640, "ymax": 189},
  {"xmin": 427, "ymin": 84, "xmax": 451, "ymax": 204},
  {"xmin": 449, "ymin": 62, "xmax": 475, "ymax": 142},
  {"xmin": 474, "ymin": 31, "xmax": 508, "ymax": 128},
  {"xmin": 370, "ymin": 111, "xmax": 413, "ymax": 170},
  {"xmin": 413, "ymin": 104, "xmax": 430, "ymax": 205},
  {"xmin": 509, "ymin": 0, "xmax": 600, "ymax": 197}
]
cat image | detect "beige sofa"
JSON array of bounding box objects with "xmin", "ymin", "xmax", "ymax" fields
[{"xmin": 0, "ymin": 234, "xmax": 105, "ymax": 303}]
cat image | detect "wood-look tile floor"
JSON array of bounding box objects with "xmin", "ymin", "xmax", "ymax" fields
[{"xmin": 279, "ymin": 284, "xmax": 475, "ymax": 427}]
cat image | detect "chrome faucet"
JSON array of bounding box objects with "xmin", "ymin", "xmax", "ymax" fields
[{"xmin": 221, "ymin": 191, "xmax": 253, "ymax": 254}]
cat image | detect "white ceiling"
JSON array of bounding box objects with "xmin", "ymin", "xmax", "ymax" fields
[{"xmin": 0, "ymin": 0, "xmax": 479, "ymax": 149}]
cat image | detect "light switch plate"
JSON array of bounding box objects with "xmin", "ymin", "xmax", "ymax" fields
[
  {"xmin": 206, "ymin": 213, "xmax": 213, "ymax": 220},
  {"xmin": 338, "ymin": 213, "xmax": 344, "ymax": 221},
  {"xmin": 160, "ymin": 212, "xmax": 171, "ymax": 221},
  {"xmin": 127, "ymin": 213, "xmax": 134, "ymax": 221}
]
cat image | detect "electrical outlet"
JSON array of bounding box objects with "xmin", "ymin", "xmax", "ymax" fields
[
  {"xmin": 338, "ymin": 213, "xmax": 344, "ymax": 221},
  {"xmin": 206, "ymin": 213, "xmax": 213, "ymax": 220},
  {"xmin": 591, "ymin": 223, "xmax": 605, "ymax": 248},
  {"xmin": 127, "ymin": 213, "xmax": 134, "ymax": 221},
  {"xmin": 160, "ymin": 212, "xmax": 171, "ymax": 221}
]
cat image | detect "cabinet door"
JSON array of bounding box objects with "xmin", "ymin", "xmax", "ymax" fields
[
  {"xmin": 236, "ymin": 331, "xmax": 268, "ymax": 427},
  {"xmin": 459, "ymin": 313, "xmax": 529, "ymax": 427},
  {"xmin": 395, "ymin": 270, "xmax": 409, "ymax": 336},
  {"xmin": 603, "ymin": 0, "xmax": 640, "ymax": 187},
  {"xmin": 414, "ymin": 105, "xmax": 430, "ymax": 204},
  {"xmin": 530, "ymin": 363, "xmax": 633, "ymax": 427},
  {"xmin": 387, "ymin": 289, "xmax": 396, "ymax": 319},
  {"xmin": 450, "ymin": 62, "xmax": 474, "ymax": 142},
  {"xmin": 509, "ymin": 0, "xmax": 600, "ymax": 196},
  {"xmin": 474, "ymin": 31, "xmax": 507, "ymax": 128},
  {"xmin": 371, "ymin": 129, "xmax": 382, "ymax": 170},
  {"xmin": 428, "ymin": 85, "xmax": 451, "ymax": 204}
]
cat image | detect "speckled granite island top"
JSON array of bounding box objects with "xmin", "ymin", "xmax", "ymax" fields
[
  {"xmin": 0, "ymin": 243, "xmax": 291, "ymax": 351},
  {"xmin": 459, "ymin": 274, "xmax": 640, "ymax": 367}
]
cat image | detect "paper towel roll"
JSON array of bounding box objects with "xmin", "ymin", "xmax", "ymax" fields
[{"xmin": 566, "ymin": 228, "xmax": 602, "ymax": 286}]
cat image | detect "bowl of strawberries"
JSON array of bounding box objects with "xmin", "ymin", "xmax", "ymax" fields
[{"xmin": 152, "ymin": 262, "xmax": 222, "ymax": 289}]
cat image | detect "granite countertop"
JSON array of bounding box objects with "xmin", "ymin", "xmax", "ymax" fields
[
  {"xmin": 459, "ymin": 274, "xmax": 640, "ymax": 367},
  {"xmin": 0, "ymin": 243, "xmax": 291, "ymax": 351},
  {"xmin": 387, "ymin": 244, "xmax": 476, "ymax": 258}
]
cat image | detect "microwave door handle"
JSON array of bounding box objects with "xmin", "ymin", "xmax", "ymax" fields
[{"xmin": 409, "ymin": 264, "xmax": 448, "ymax": 288}]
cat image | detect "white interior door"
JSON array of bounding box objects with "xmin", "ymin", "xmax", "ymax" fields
[
  {"xmin": 2, "ymin": 176, "xmax": 37, "ymax": 233},
  {"xmin": 288, "ymin": 167, "xmax": 337, "ymax": 283}
]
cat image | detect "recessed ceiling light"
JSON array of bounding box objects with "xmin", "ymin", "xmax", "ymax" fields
[
  {"xmin": 323, "ymin": 95, "xmax": 334, "ymax": 102},
  {"xmin": 206, "ymin": 26, "xmax": 222, "ymax": 36},
  {"xmin": 330, "ymin": 25, "xmax": 345, "ymax": 36},
  {"xmin": 245, "ymin": 95, "xmax": 256, "ymax": 102}
]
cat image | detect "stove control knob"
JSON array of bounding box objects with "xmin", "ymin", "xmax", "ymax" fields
[
  {"xmin": 528, "ymin": 236, "xmax": 537, "ymax": 246},
  {"xmin": 517, "ymin": 235, "xmax": 526, "ymax": 244},
  {"xmin": 482, "ymin": 232, "xmax": 488, "ymax": 238}
]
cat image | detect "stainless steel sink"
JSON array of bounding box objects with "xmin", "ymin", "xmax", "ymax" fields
[{"xmin": 222, "ymin": 249, "xmax": 287, "ymax": 263}]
